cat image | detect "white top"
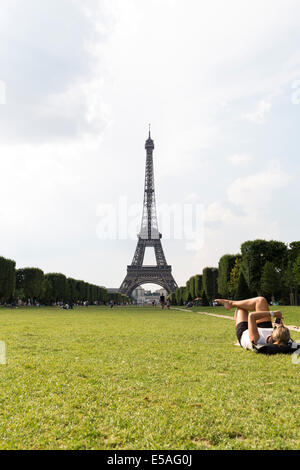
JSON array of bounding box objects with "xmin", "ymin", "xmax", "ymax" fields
[{"xmin": 240, "ymin": 327, "xmax": 273, "ymax": 350}]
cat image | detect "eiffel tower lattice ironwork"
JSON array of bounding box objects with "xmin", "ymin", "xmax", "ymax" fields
[{"xmin": 120, "ymin": 130, "xmax": 178, "ymax": 297}]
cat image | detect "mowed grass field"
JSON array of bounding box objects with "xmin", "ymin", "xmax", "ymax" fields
[{"xmin": 0, "ymin": 306, "xmax": 299, "ymax": 450}]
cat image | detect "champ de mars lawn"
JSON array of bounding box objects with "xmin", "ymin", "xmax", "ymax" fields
[{"xmin": 0, "ymin": 305, "xmax": 299, "ymax": 450}]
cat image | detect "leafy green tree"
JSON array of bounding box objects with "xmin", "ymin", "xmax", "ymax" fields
[
  {"xmin": 202, "ymin": 267, "xmax": 218, "ymax": 302},
  {"xmin": 217, "ymin": 254, "xmax": 239, "ymax": 297},
  {"xmin": 184, "ymin": 280, "xmax": 193, "ymax": 302},
  {"xmin": 40, "ymin": 278, "xmax": 53, "ymax": 304},
  {"xmin": 235, "ymin": 271, "xmax": 252, "ymax": 300},
  {"xmin": 292, "ymin": 254, "xmax": 300, "ymax": 283},
  {"xmin": 180, "ymin": 286, "xmax": 186, "ymax": 304},
  {"xmin": 45, "ymin": 273, "xmax": 67, "ymax": 302},
  {"xmin": 288, "ymin": 242, "xmax": 300, "ymax": 263},
  {"xmin": 241, "ymin": 239, "xmax": 288, "ymax": 294},
  {"xmin": 0, "ymin": 256, "xmax": 16, "ymax": 303},
  {"xmin": 76, "ymin": 280, "xmax": 86, "ymax": 302},
  {"xmin": 186, "ymin": 291, "xmax": 193, "ymax": 303},
  {"xmin": 175, "ymin": 287, "xmax": 186, "ymax": 305},
  {"xmin": 189, "ymin": 276, "xmax": 196, "ymax": 299},
  {"xmin": 279, "ymin": 241, "xmax": 300, "ymax": 304},
  {"xmin": 87, "ymin": 284, "xmax": 93, "ymax": 303},
  {"xmin": 67, "ymin": 278, "xmax": 79, "ymax": 303},
  {"xmin": 16, "ymin": 268, "xmax": 44, "ymax": 303},
  {"xmin": 167, "ymin": 292, "xmax": 176, "ymax": 305},
  {"xmin": 261, "ymin": 261, "xmax": 280, "ymax": 300},
  {"xmin": 194, "ymin": 274, "xmax": 202, "ymax": 298},
  {"xmin": 228, "ymin": 258, "xmax": 242, "ymax": 298},
  {"xmin": 282, "ymin": 261, "xmax": 297, "ymax": 305},
  {"xmin": 170, "ymin": 292, "xmax": 176, "ymax": 305},
  {"xmin": 292, "ymin": 254, "xmax": 300, "ymax": 305},
  {"xmin": 99, "ymin": 287, "xmax": 107, "ymax": 303},
  {"xmin": 175, "ymin": 288, "xmax": 180, "ymax": 305},
  {"xmin": 201, "ymin": 290, "xmax": 209, "ymax": 306}
]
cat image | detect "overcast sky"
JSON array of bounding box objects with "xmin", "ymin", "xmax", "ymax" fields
[{"xmin": 1, "ymin": 0, "xmax": 300, "ymax": 289}]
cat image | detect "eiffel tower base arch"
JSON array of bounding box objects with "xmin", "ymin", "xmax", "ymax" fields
[{"xmin": 120, "ymin": 266, "xmax": 178, "ymax": 298}]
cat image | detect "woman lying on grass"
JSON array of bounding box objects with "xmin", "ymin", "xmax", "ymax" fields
[{"xmin": 215, "ymin": 296, "xmax": 291, "ymax": 351}]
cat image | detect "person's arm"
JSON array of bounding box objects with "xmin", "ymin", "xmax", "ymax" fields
[
  {"xmin": 248, "ymin": 312, "xmax": 269, "ymax": 343},
  {"xmin": 248, "ymin": 310, "xmax": 283, "ymax": 343}
]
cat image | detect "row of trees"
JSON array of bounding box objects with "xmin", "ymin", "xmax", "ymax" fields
[
  {"xmin": 170, "ymin": 239, "xmax": 300, "ymax": 306},
  {"xmin": 0, "ymin": 257, "xmax": 130, "ymax": 305}
]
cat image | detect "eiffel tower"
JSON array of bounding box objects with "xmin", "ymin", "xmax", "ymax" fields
[{"xmin": 120, "ymin": 129, "xmax": 178, "ymax": 297}]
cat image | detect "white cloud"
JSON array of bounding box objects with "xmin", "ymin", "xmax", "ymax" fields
[
  {"xmin": 194, "ymin": 161, "xmax": 292, "ymax": 269},
  {"xmin": 242, "ymin": 99, "xmax": 272, "ymax": 124},
  {"xmin": 40, "ymin": 78, "xmax": 111, "ymax": 137},
  {"xmin": 227, "ymin": 160, "xmax": 292, "ymax": 212},
  {"xmin": 228, "ymin": 154, "xmax": 252, "ymax": 166},
  {"xmin": 204, "ymin": 202, "xmax": 233, "ymax": 223}
]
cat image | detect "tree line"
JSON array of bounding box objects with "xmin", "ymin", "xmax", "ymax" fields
[
  {"xmin": 0, "ymin": 257, "xmax": 130, "ymax": 306},
  {"xmin": 169, "ymin": 239, "xmax": 300, "ymax": 306}
]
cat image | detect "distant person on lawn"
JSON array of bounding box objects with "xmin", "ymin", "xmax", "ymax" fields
[
  {"xmin": 215, "ymin": 296, "xmax": 291, "ymax": 351},
  {"xmin": 160, "ymin": 295, "xmax": 165, "ymax": 310}
]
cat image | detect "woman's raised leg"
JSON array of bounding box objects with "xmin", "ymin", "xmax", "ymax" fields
[
  {"xmin": 234, "ymin": 308, "xmax": 249, "ymax": 326},
  {"xmin": 216, "ymin": 296, "xmax": 270, "ymax": 312}
]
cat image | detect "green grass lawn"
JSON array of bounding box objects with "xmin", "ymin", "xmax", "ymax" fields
[{"xmin": 0, "ymin": 306, "xmax": 299, "ymax": 450}]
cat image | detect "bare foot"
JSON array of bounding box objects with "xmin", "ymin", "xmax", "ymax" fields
[{"xmin": 215, "ymin": 299, "xmax": 232, "ymax": 311}]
